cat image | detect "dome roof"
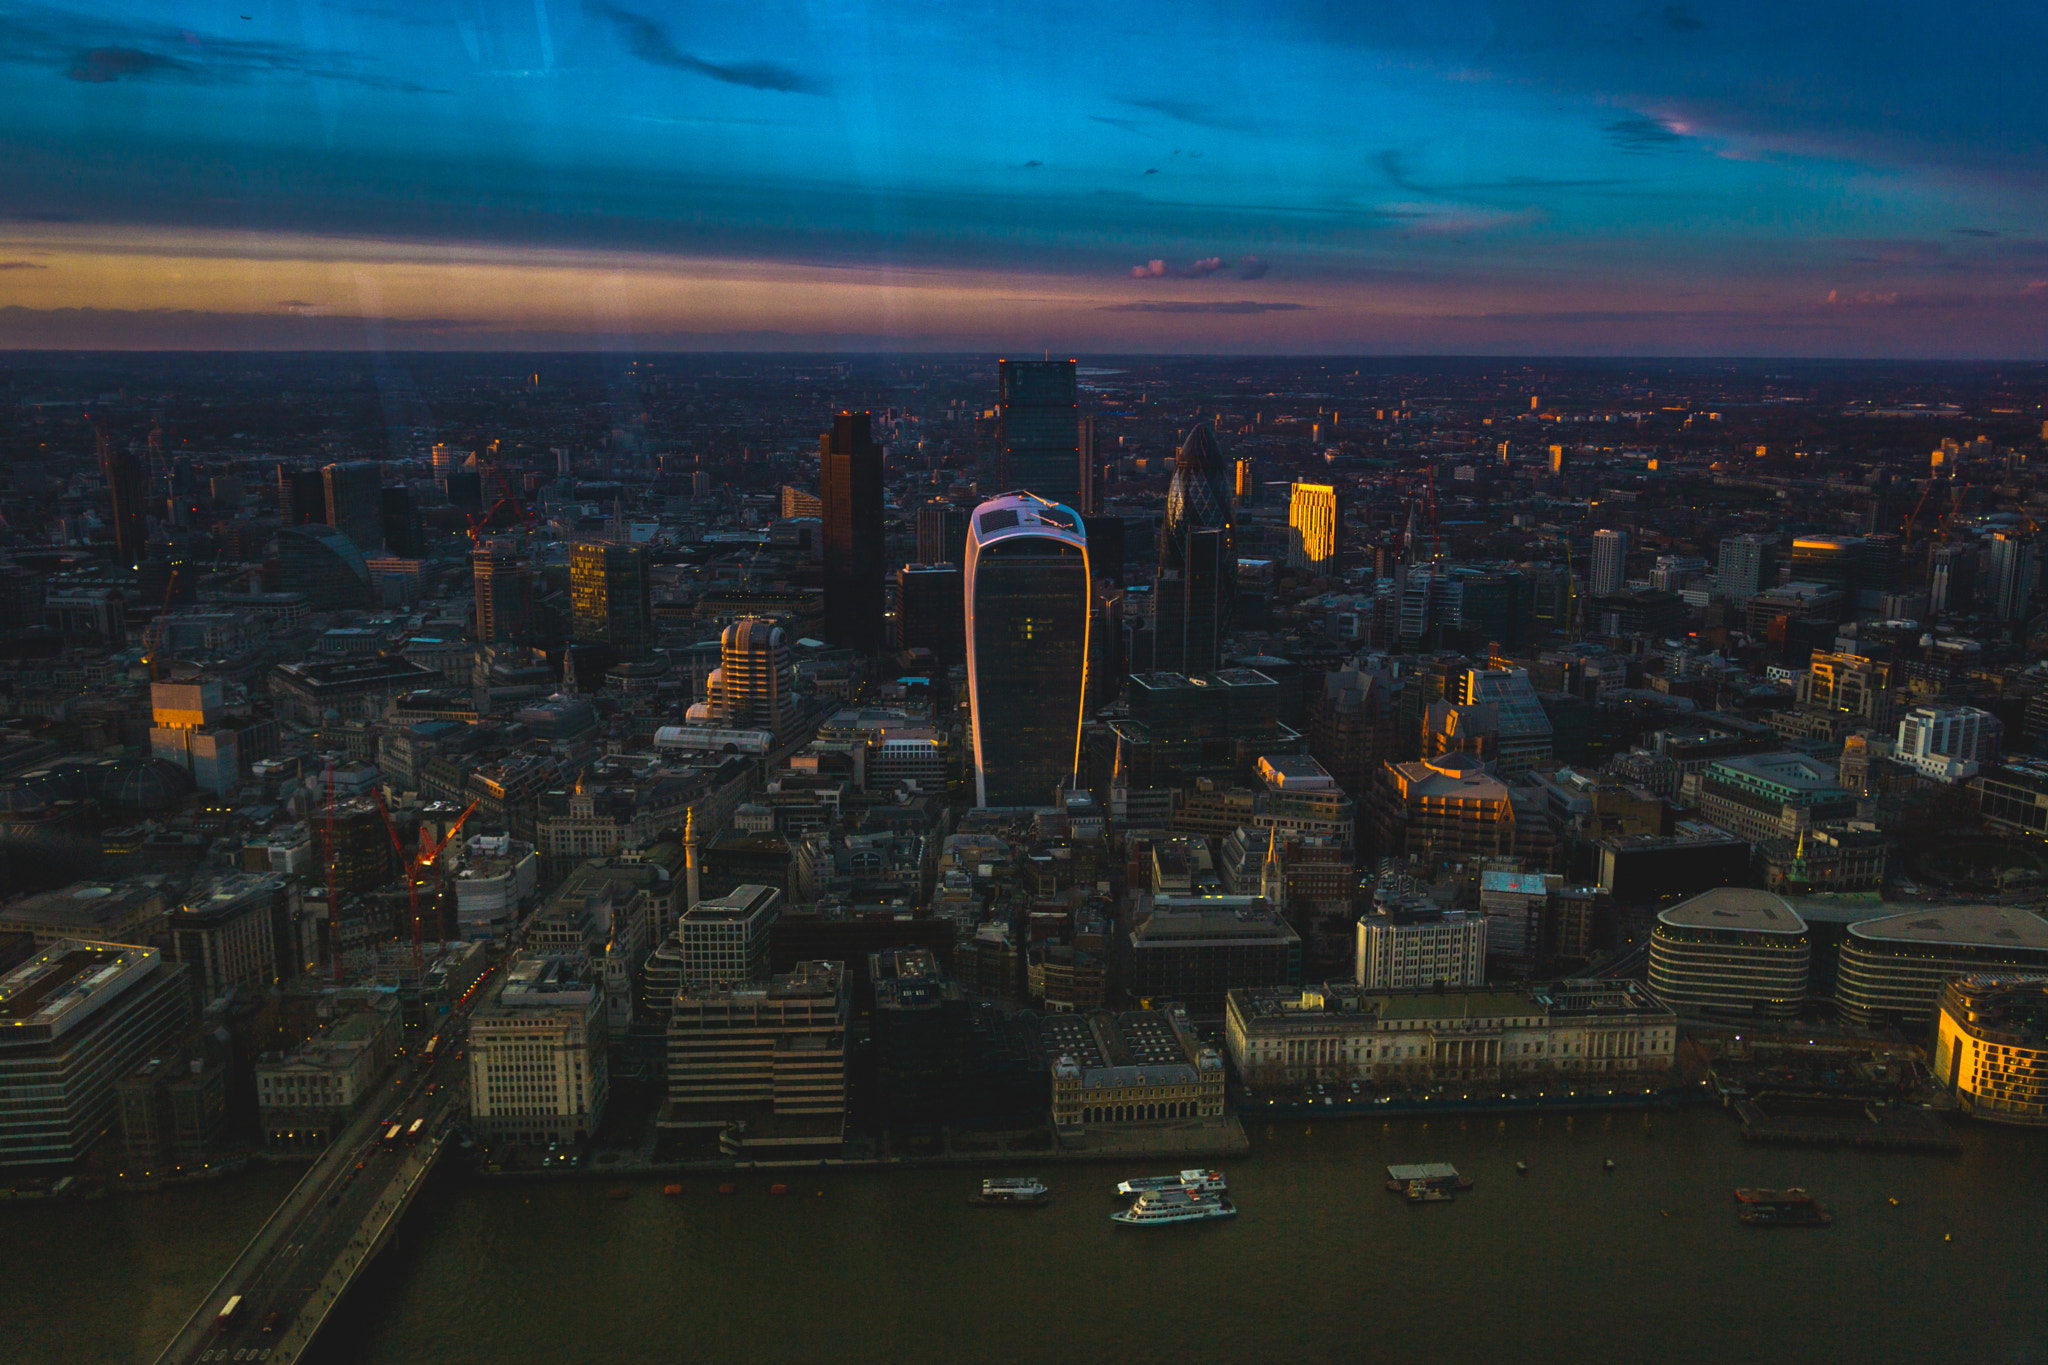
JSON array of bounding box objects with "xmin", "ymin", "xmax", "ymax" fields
[
  {"xmin": 98, "ymin": 757, "xmax": 195, "ymax": 811},
  {"xmin": 723, "ymin": 617, "xmax": 786, "ymax": 652}
]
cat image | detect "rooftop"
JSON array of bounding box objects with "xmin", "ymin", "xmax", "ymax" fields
[
  {"xmin": 1658, "ymin": 886, "xmax": 1807, "ymax": 935},
  {"xmin": 1849, "ymin": 906, "xmax": 2048, "ymax": 951},
  {"xmin": 0, "ymin": 940, "xmax": 160, "ymax": 1040}
]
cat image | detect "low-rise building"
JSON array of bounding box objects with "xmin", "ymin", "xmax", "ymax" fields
[
  {"xmin": 665, "ymin": 960, "xmax": 848, "ymax": 1155},
  {"xmin": 1354, "ymin": 907, "xmax": 1488, "ymax": 991},
  {"xmin": 1225, "ymin": 979, "xmax": 1677, "ymax": 1089},
  {"xmin": 168, "ymin": 874, "xmax": 288, "ymax": 1003},
  {"xmin": 1697, "ymin": 752, "xmax": 1857, "ymax": 844},
  {"xmin": 1123, "ymin": 896, "xmax": 1302, "ymax": 1013},
  {"xmin": 1044, "ymin": 1007, "xmax": 1224, "ymax": 1131},
  {"xmin": 255, "ymin": 999, "xmax": 403, "ymax": 1150},
  {"xmin": 468, "ymin": 955, "xmax": 609, "ymax": 1147},
  {"xmin": 1837, "ymin": 907, "xmax": 2048, "ymax": 1027},
  {"xmin": 1934, "ymin": 975, "xmax": 2048, "ymax": 1127},
  {"xmin": 1648, "ymin": 886, "xmax": 1810, "ymax": 1018}
]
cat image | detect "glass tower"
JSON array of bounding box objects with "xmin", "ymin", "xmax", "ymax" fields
[
  {"xmin": 821, "ymin": 411, "xmax": 885, "ymax": 654},
  {"xmin": 571, "ymin": 541, "xmax": 653, "ymax": 655},
  {"xmin": 1155, "ymin": 424, "xmax": 1236, "ymax": 677},
  {"xmin": 997, "ymin": 360, "xmax": 1081, "ymax": 504},
  {"xmin": 966, "ymin": 493, "xmax": 1091, "ymax": 807}
]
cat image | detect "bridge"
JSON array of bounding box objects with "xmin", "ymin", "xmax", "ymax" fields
[{"xmin": 153, "ymin": 976, "xmax": 492, "ymax": 1365}]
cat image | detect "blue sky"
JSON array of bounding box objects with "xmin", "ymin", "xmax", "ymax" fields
[{"xmin": 1, "ymin": 0, "xmax": 2044, "ymax": 354}]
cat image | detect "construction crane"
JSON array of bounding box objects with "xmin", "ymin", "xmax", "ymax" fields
[
  {"xmin": 372, "ymin": 793, "xmax": 480, "ymax": 977},
  {"xmin": 323, "ymin": 756, "xmax": 341, "ymax": 984},
  {"xmin": 1901, "ymin": 480, "xmax": 1935, "ymax": 548},
  {"xmin": 144, "ymin": 565, "xmax": 180, "ymax": 682}
]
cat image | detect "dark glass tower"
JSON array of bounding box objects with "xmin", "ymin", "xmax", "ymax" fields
[
  {"xmin": 1154, "ymin": 424, "xmax": 1235, "ymax": 676},
  {"xmin": 322, "ymin": 461, "xmax": 383, "ymax": 552},
  {"xmin": 571, "ymin": 541, "xmax": 653, "ymax": 656},
  {"xmin": 821, "ymin": 411, "xmax": 885, "ymax": 654},
  {"xmin": 966, "ymin": 493, "xmax": 1091, "ymax": 807},
  {"xmin": 100, "ymin": 436, "xmax": 147, "ymax": 567},
  {"xmin": 997, "ymin": 360, "xmax": 1081, "ymax": 504},
  {"xmin": 380, "ymin": 484, "xmax": 422, "ymax": 557},
  {"xmin": 278, "ymin": 465, "xmax": 326, "ymax": 527}
]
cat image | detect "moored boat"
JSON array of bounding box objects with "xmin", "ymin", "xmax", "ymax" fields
[
  {"xmin": 1741, "ymin": 1202, "xmax": 1833, "ymax": 1228},
  {"xmin": 1111, "ymin": 1187, "xmax": 1237, "ymax": 1226},
  {"xmin": 1385, "ymin": 1163, "xmax": 1473, "ymax": 1194},
  {"xmin": 977, "ymin": 1177, "xmax": 1051, "ymax": 1206},
  {"xmin": 1116, "ymin": 1169, "xmax": 1226, "ymax": 1196},
  {"xmin": 1403, "ymin": 1182, "xmax": 1455, "ymax": 1204},
  {"xmin": 1735, "ymin": 1187, "xmax": 1815, "ymax": 1205}
]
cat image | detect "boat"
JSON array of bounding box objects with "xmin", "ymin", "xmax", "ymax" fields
[
  {"xmin": 663, "ymin": 1184, "xmax": 683, "ymax": 1196},
  {"xmin": 1116, "ymin": 1169, "xmax": 1227, "ymax": 1196},
  {"xmin": 1515, "ymin": 1162, "xmax": 1528, "ymax": 1175},
  {"xmin": 1741, "ymin": 1202, "xmax": 1833, "ymax": 1228},
  {"xmin": 976, "ymin": 1177, "xmax": 1051, "ymax": 1206},
  {"xmin": 1402, "ymin": 1182, "xmax": 1455, "ymax": 1204},
  {"xmin": 1384, "ymin": 1163, "xmax": 1473, "ymax": 1194},
  {"xmin": 1111, "ymin": 1187, "xmax": 1237, "ymax": 1226},
  {"xmin": 1735, "ymin": 1187, "xmax": 1815, "ymax": 1206},
  {"xmin": 769, "ymin": 1184, "xmax": 789, "ymax": 1196}
]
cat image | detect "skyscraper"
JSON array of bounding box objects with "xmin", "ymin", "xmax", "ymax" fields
[
  {"xmin": 897, "ymin": 564, "xmax": 965, "ymax": 667},
  {"xmin": 1287, "ymin": 483, "xmax": 1340, "ymax": 572},
  {"xmin": 820, "ymin": 411, "xmax": 884, "ymax": 655},
  {"xmin": 322, "ymin": 462, "xmax": 383, "ymax": 553},
  {"xmin": 277, "ymin": 464, "xmax": 325, "ymax": 528},
  {"xmin": 1155, "ymin": 424, "xmax": 1236, "ymax": 677},
  {"xmin": 1077, "ymin": 415, "xmax": 1099, "ymax": 514},
  {"xmin": 277, "ymin": 524, "xmax": 372, "ymax": 610},
  {"xmin": 473, "ymin": 539, "xmax": 533, "ymax": 643},
  {"xmin": 1716, "ymin": 534, "xmax": 1777, "ymax": 602},
  {"xmin": 1928, "ymin": 542, "xmax": 1975, "ymax": 615},
  {"xmin": 1234, "ymin": 455, "xmax": 1258, "ymax": 507},
  {"xmin": 1591, "ymin": 529, "xmax": 1628, "ymax": 597},
  {"xmin": 1988, "ymin": 531, "xmax": 2040, "ymax": 623},
  {"xmin": 690, "ymin": 618, "xmax": 797, "ymax": 740},
  {"xmin": 98, "ymin": 432, "xmax": 147, "ymax": 567},
  {"xmin": 996, "ymin": 360, "xmax": 1081, "ymax": 503},
  {"xmin": 915, "ymin": 503, "xmax": 969, "ymax": 567},
  {"xmin": 571, "ymin": 541, "xmax": 653, "ymax": 655},
  {"xmin": 965, "ymin": 493, "xmax": 1091, "ymax": 807},
  {"xmin": 380, "ymin": 484, "xmax": 421, "ymax": 558}
]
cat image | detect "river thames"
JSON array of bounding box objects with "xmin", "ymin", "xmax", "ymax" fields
[{"xmin": 8, "ymin": 1109, "xmax": 2044, "ymax": 1365}]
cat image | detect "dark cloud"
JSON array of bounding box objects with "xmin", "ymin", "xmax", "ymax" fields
[
  {"xmin": 1663, "ymin": 3, "xmax": 1705, "ymax": 31},
  {"xmin": 1143, "ymin": 167, "xmax": 1159, "ymax": 175},
  {"xmin": 586, "ymin": 3, "xmax": 824, "ymax": 94},
  {"xmin": 0, "ymin": 4, "xmax": 443, "ymax": 91},
  {"xmin": 1022, "ymin": 160, "xmax": 1042, "ymax": 168},
  {"xmin": 0, "ymin": 260, "xmax": 49, "ymax": 270},
  {"xmin": 1604, "ymin": 116, "xmax": 1685, "ymax": 152},
  {"xmin": 1952, "ymin": 228, "xmax": 2001, "ymax": 238},
  {"xmin": 1120, "ymin": 97, "xmax": 1258, "ymax": 133},
  {"xmin": 1236, "ymin": 256, "xmax": 1270, "ymax": 280},
  {"xmin": 1090, "ymin": 115, "xmax": 1144, "ymax": 133},
  {"xmin": 1099, "ymin": 300, "xmax": 1309, "ymax": 313},
  {"xmin": 1181, "ymin": 256, "xmax": 1226, "ymax": 277},
  {"xmin": 68, "ymin": 47, "xmax": 184, "ymax": 83}
]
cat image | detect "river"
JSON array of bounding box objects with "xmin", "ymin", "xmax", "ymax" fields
[{"xmin": 9, "ymin": 1110, "xmax": 2044, "ymax": 1365}]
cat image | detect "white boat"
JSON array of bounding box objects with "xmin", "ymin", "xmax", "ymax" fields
[
  {"xmin": 976, "ymin": 1177, "xmax": 1050, "ymax": 1205},
  {"xmin": 1111, "ymin": 1187, "xmax": 1237, "ymax": 1226},
  {"xmin": 1115, "ymin": 1168, "xmax": 1227, "ymax": 1196}
]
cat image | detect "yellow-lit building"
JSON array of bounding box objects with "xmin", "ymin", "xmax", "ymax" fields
[
  {"xmin": 1287, "ymin": 482, "xmax": 1340, "ymax": 572},
  {"xmin": 569, "ymin": 541, "xmax": 653, "ymax": 654},
  {"xmin": 1934, "ymin": 975, "xmax": 2048, "ymax": 1127}
]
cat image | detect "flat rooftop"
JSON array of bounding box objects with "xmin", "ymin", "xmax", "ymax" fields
[
  {"xmin": 1849, "ymin": 907, "xmax": 2048, "ymax": 951},
  {"xmin": 0, "ymin": 940, "xmax": 159, "ymax": 1040},
  {"xmin": 1658, "ymin": 886, "xmax": 1807, "ymax": 935}
]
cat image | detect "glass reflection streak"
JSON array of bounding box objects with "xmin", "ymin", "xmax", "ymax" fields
[{"xmin": 965, "ymin": 493, "xmax": 1091, "ymax": 807}]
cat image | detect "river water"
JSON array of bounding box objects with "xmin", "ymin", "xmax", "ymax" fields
[{"xmin": 9, "ymin": 1110, "xmax": 2044, "ymax": 1365}]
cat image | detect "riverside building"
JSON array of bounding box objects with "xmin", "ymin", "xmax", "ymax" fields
[
  {"xmin": 1225, "ymin": 979, "xmax": 1676, "ymax": 1090},
  {"xmin": 1354, "ymin": 907, "xmax": 1488, "ymax": 991},
  {"xmin": 1648, "ymin": 887, "xmax": 1810, "ymax": 1018},
  {"xmin": 665, "ymin": 960, "xmax": 849, "ymax": 1155},
  {"xmin": 1045, "ymin": 1007, "xmax": 1224, "ymax": 1132},
  {"xmin": 1934, "ymin": 975, "xmax": 2048, "ymax": 1127},
  {"xmin": 468, "ymin": 954, "xmax": 609, "ymax": 1147},
  {"xmin": 1836, "ymin": 907, "xmax": 2048, "ymax": 1027}
]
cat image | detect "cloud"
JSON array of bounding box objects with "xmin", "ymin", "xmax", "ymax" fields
[
  {"xmin": 1236, "ymin": 256, "xmax": 1269, "ymax": 280},
  {"xmin": 1131, "ymin": 259, "xmax": 1167, "ymax": 278},
  {"xmin": 586, "ymin": 3, "xmax": 823, "ymax": 94},
  {"xmin": 1099, "ymin": 300, "xmax": 1309, "ymax": 313},
  {"xmin": 1181, "ymin": 256, "xmax": 1226, "ymax": 277},
  {"xmin": 1952, "ymin": 228, "xmax": 2001, "ymax": 238},
  {"xmin": 1090, "ymin": 115, "xmax": 1144, "ymax": 134},
  {"xmin": 0, "ymin": 4, "xmax": 442, "ymax": 91},
  {"xmin": 0, "ymin": 260, "xmax": 49, "ymax": 270},
  {"xmin": 1021, "ymin": 160, "xmax": 1042, "ymax": 168},
  {"xmin": 68, "ymin": 46, "xmax": 184, "ymax": 83},
  {"xmin": 1120, "ymin": 97, "xmax": 1258, "ymax": 133},
  {"xmin": 1604, "ymin": 116, "xmax": 1686, "ymax": 152}
]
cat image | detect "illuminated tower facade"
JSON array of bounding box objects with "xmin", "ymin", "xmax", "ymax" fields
[
  {"xmin": 473, "ymin": 539, "xmax": 533, "ymax": 643},
  {"xmin": 996, "ymin": 360, "xmax": 1082, "ymax": 504},
  {"xmin": 1287, "ymin": 483, "xmax": 1340, "ymax": 572},
  {"xmin": 820, "ymin": 411, "xmax": 885, "ymax": 654},
  {"xmin": 571, "ymin": 541, "xmax": 653, "ymax": 655},
  {"xmin": 1156, "ymin": 424, "xmax": 1236, "ymax": 677},
  {"xmin": 965, "ymin": 493, "xmax": 1091, "ymax": 807},
  {"xmin": 1591, "ymin": 529, "xmax": 1628, "ymax": 598}
]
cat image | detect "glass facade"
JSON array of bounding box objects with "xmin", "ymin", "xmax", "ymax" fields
[
  {"xmin": 997, "ymin": 360, "xmax": 1081, "ymax": 504},
  {"xmin": 570, "ymin": 541, "xmax": 653, "ymax": 655},
  {"xmin": 967, "ymin": 495, "xmax": 1090, "ymax": 807}
]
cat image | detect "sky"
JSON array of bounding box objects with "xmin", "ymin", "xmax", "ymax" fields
[{"xmin": 0, "ymin": 0, "xmax": 2045, "ymax": 356}]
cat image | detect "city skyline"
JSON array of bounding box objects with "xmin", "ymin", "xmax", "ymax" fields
[{"xmin": 1, "ymin": 2, "xmax": 2045, "ymax": 356}]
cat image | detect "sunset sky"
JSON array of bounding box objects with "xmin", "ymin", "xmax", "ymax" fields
[{"xmin": 1, "ymin": 0, "xmax": 2044, "ymax": 354}]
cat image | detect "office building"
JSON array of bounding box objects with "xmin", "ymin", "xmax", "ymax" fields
[
  {"xmin": 468, "ymin": 954, "xmax": 609, "ymax": 1146},
  {"xmin": 473, "ymin": 539, "xmax": 532, "ymax": 643},
  {"xmin": 1123, "ymin": 897, "xmax": 1303, "ymax": 1014},
  {"xmin": 1647, "ymin": 887, "xmax": 1809, "ymax": 1018},
  {"xmin": 1287, "ymin": 483, "xmax": 1340, "ymax": 572},
  {"xmin": 690, "ymin": 618, "xmax": 798, "ymax": 740},
  {"xmin": 322, "ymin": 461, "xmax": 383, "ymax": 553},
  {"xmin": 276, "ymin": 523, "xmax": 372, "ymax": 610},
  {"xmin": 1837, "ymin": 907, "xmax": 2048, "ymax": 1027},
  {"xmin": 168, "ymin": 874, "xmax": 286, "ymax": 1001},
  {"xmin": 1716, "ymin": 534, "xmax": 1777, "ymax": 602},
  {"xmin": 1355, "ymin": 908, "xmax": 1488, "ymax": 991},
  {"xmin": 915, "ymin": 503, "xmax": 969, "ymax": 566},
  {"xmin": 1234, "ymin": 455, "xmax": 1258, "ymax": 507},
  {"xmin": 256, "ymin": 1000, "xmax": 402, "ymax": 1150},
  {"xmin": 1155, "ymin": 424, "xmax": 1236, "ymax": 677},
  {"xmin": 1697, "ymin": 752, "xmax": 1857, "ymax": 843},
  {"xmin": 570, "ymin": 541, "xmax": 653, "ymax": 656},
  {"xmin": 1988, "ymin": 530, "xmax": 2040, "ymax": 623},
  {"xmin": 666, "ymin": 960, "xmax": 849, "ymax": 1154},
  {"xmin": 380, "ymin": 484, "xmax": 421, "ymax": 558},
  {"xmin": 277, "ymin": 463, "xmax": 326, "ymax": 528},
  {"xmin": 897, "ymin": 563, "xmax": 965, "ymax": 667},
  {"xmin": 820, "ymin": 411, "xmax": 885, "ymax": 654},
  {"xmin": 1789, "ymin": 535, "xmax": 1868, "ymax": 604},
  {"xmin": 873, "ymin": 947, "xmax": 1050, "ymax": 1132},
  {"xmin": 1226, "ymin": 979, "xmax": 1676, "ymax": 1089},
  {"xmin": 0, "ymin": 941, "xmax": 193, "ymax": 1169},
  {"xmin": 1445, "ymin": 667, "xmax": 1555, "ymax": 779},
  {"xmin": 1374, "ymin": 752, "xmax": 1519, "ymax": 872},
  {"xmin": 100, "ymin": 433, "xmax": 148, "ymax": 567},
  {"xmin": 1590, "ymin": 529, "xmax": 1627, "ymax": 597},
  {"xmin": 997, "ymin": 359, "xmax": 1082, "ymax": 503},
  {"xmin": 1928, "ymin": 542, "xmax": 1975, "ymax": 614},
  {"xmin": 677, "ymin": 885, "xmax": 782, "ymax": 991},
  {"xmin": 1934, "ymin": 975, "xmax": 2048, "ymax": 1127},
  {"xmin": 965, "ymin": 493, "xmax": 1091, "ymax": 807},
  {"xmin": 118, "ymin": 1034, "xmax": 229, "ymax": 1167},
  {"xmin": 149, "ymin": 679, "xmax": 242, "ymax": 795},
  {"xmin": 1895, "ymin": 705, "xmax": 2001, "ymax": 782}
]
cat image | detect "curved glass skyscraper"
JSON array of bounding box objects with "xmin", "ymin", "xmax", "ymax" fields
[
  {"xmin": 1155, "ymin": 423, "xmax": 1235, "ymax": 676},
  {"xmin": 965, "ymin": 493, "xmax": 1091, "ymax": 807}
]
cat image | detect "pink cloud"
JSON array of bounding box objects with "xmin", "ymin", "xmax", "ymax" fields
[{"xmin": 1130, "ymin": 259, "xmax": 1167, "ymax": 278}]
